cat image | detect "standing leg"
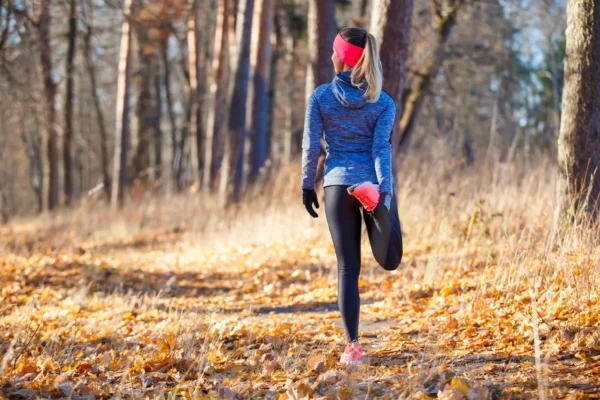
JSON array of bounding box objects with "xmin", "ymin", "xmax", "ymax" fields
[
  {"xmin": 325, "ymin": 185, "xmax": 362, "ymax": 343},
  {"xmin": 363, "ymin": 188, "xmax": 403, "ymax": 271}
]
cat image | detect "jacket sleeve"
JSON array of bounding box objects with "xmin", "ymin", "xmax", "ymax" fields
[
  {"xmin": 301, "ymin": 88, "xmax": 324, "ymax": 190},
  {"xmin": 372, "ymin": 98, "xmax": 396, "ymax": 194}
]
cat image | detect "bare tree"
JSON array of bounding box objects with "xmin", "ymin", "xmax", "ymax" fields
[
  {"xmin": 189, "ymin": 0, "xmax": 206, "ymax": 187},
  {"xmin": 21, "ymin": 125, "xmax": 44, "ymax": 213},
  {"xmin": 64, "ymin": 0, "xmax": 77, "ymax": 205},
  {"xmin": 160, "ymin": 34, "xmax": 180, "ymax": 189},
  {"xmin": 222, "ymin": 0, "xmax": 255, "ymax": 201},
  {"xmin": 397, "ymin": 0, "xmax": 465, "ymax": 153},
  {"xmin": 248, "ymin": 0, "xmax": 275, "ymax": 183},
  {"xmin": 153, "ymin": 58, "xmax": 163, "ymax": 181},
  {"xmin": 82, "ymin": 0, "xmax": 111, "ymax": 199},
  {"xmin": 370, "ymin": 0, "xmax": 414, "ymax": 180},
  {"xmin": 204, "ymin": 0, "xmax": 231, "ymax": 190},
  {"xmin": 556, "ymin": 0, "xmax": 600, "ymax": 221},
  {"xmin": 179, "ymin": 33, "xmax": 194, "ymax": 190},
  {"xmin": 132, "ymin": 19, "xmax": 160, "ymax": 187},
  {"xmin": 39, "ymin": 0, "xmax": 59, "ymax": 210},
  {"xmin": 111, "ymin": 0, "xmax": 134, "ymax": 209},
  {"xmin": 305, "ymin": 0, "xmax": 336, "ymax": 100},
  {"xmin": 283, "ymin": 30, "xmax": 294, "ymax": 162}
]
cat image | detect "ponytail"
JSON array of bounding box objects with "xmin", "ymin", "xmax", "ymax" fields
[{"xmin": 351, "ymin": 33, "xmax": 383, "ymax": 103}]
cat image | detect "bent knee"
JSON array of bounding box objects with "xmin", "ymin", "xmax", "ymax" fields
[
  {"xmin": 382, "ymin": 261, "xmax": 400, "ymax": 271},
  {"xmin": 381, "ymin": 258, "xmax": 402, "ymax": 271},
  {"xmin": 381, "ymin": 252, "xmax": 402, "ymax": 271}
]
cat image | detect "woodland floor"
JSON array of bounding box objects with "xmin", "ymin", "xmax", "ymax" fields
[{"xmin": 1, "ymin": 221, "xmax": 599, "ymax": 399}]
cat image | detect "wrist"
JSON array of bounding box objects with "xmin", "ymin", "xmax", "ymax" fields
[{"xmin": 381, "ymin": 192, "xmax": 392, "ymax": 210}]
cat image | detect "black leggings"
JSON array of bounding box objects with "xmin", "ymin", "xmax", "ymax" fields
[{"xmin": 324, "ymin": 185, "xmax": 403, "ymax": 343}]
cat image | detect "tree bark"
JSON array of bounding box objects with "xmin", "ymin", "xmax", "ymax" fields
[
  {"xmin": 248, "ymin": 0, "xmax": 274, "ymax": 182},
  {"xmin": 64, "ymin": 0, "xmax": 77, "ymax": 205},
  {"xmin": 352, "ymin": 0, "xmax": 370, "ymax": 27},
  {"xmin": 180, "ymin": 35, "xmax": 194, "ymax": 191},
  {"xmin": 204, "ymin": 0, "xmax": 231, "ymax": 190},
  {"xmin": 226, "ymin": 0, "xmax": 255, "ymax": 201},
  {"xmin": 305, "ymin": 0, "xmax": 336, "ymax": 101},
  {"xmin": 83, "ymin": 3, "xmax": 111, "ymax": 200},
  {"xmin": 397, "ymin": 0, "xmax": 462, "ymax": 154},
  {"xmin": 133, "ymin": 25, "xmax": 160, "ymax": 188},
  {"xmin": 370, "ymin": 0, "xmax": 413, "ymax": 185},
  {"xmin": 154, "ymin": 66, "xmax": 163, "ymax": 181},
  {"xmin": 111, "ymin": 0, "xmax": 134, "ymax": 209},
  {"xmin": 0, "ymin": 1, "xmax": 13, "ymax": 53},
  {"xmin": 266, "ymin": 4, "xmax": 284, "ymax": 167},
  {"xmin": 161, "ymin": 37, "xmax": 180, "ymax": 189},
  {"xmin": 549, "ymin": 38, "xmax": 562, "ymax": 137},
  {"xmin": 190, "ymin": 0, "xmax": 206, "ymax": 188},
  {"xmin": 39, "ymin": 0, "xmax": 59, "ymax": 210},
  {"xmin": 21, "ymin": 126, "xmax": 44, "ymax": 213},
  {"xmin": 556, "ymin": 0, "xmax": 600, "ymax": 222},
  {"xmin": 283, "ymin": 35, "xmax": 294, "ymax": 162}
]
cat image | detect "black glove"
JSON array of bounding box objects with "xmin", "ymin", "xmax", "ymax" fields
[{"xmin": 302, "ymin": 189, "xmax": 320, "ymax": 218}]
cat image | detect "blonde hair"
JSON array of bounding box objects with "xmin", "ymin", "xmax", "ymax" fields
[{"xmin": 350, "ymin": 33, "xmax": 383, "ymax": 103}]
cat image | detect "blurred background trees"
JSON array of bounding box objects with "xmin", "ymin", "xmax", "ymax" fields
[{"xmin": 0, "ymin": 0, "xmax": 569, "ymax": 217}]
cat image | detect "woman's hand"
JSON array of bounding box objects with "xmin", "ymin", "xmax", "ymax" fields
[
  {"xmin": 371, "ymin": 192, "xmax": 392, "ymax": 219},
  {"xmin": 368, "ymin": 192, "xmax": 392, "ymax": 233},
  {"xmin": 302, "ymin": 189, "xmax": 320, "ymax": 218}
]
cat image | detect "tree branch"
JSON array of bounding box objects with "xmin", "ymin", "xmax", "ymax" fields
[
  {"xmin": 0, "ymin": 1, "xmax": 13, "ymax": 52},
  {"xmin": 431, "ymin": 0, "xmax": 442, "ymax": 20}
]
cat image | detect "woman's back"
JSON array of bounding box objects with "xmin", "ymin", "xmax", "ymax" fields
[{"xmin": 301, "ymin": 70, "xmax": 396, "ymax": 194}]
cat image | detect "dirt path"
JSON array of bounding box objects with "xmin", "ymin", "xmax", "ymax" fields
[{"xmin": 1, "ymin": 232, "xmax": 599, "ymax": 399}]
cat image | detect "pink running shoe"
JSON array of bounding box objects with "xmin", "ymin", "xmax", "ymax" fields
[
  {"xmin": 347, "ymin": 181, "xmax": 380, "ymax": 212},
  {"xmin": 340, "ymin": 342, "xmax": 363, "ymax": 365}
]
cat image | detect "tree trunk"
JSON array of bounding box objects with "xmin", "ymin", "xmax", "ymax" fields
[
  {"xmin": 154, "ymin": 67, "xmax": 163, "ymax": 182},
  {"xmin": 556, "ymin": 0, "xmax": 600, "ymax": 222},
  {"xmin": 204, "ymin": 0, "xmax": 231, "ymax": 190},
  {"xmin": 161, "ymin": 37, "xmax": 181, "ymax": 190},
  {"xmin": 283, "ymin": 35, "xmax": 294, "ymax": 162},
  {"xmin": 359, "ymin": 0, "xmax": 369, "ymax": 18},
  {"xmin": 353, "ymin": 0, "xmax": 370, "ymax": 27},
  {"xmin": 266, "ymin": 4, "xmax": 284, "ymax": 167},
  {"xmin": 226, "ymin": 0, "xmax": 255, "ymax": 201},
  {"xmin": 39, "ymin": 0, "xmax": 59, "ymax": 210},
  {"xmin": 63, "ymin": 0, "xmax": 77, "ymax": 205},
  {"xmin": 180, "ymin": 36, "xmax": 193, "ymax": 191},
  {"xmin": 397, "ymin": 0, "xmax": 462, "ymax": 154},
  {"xmin": 133, "ymin": 25, "xmax": 160, "ymax": 188},
  {"xmin": 305, "ymin": 0, "xmax": 336, "ymax": 101},
  {"xmin": 549, "ymin": 38, "xmax": 562, "ymax": 137},
  {"xmin": 83, "ymin": 8, "xmax": 111, "ymax": 199},
  {"xmin": 248, "ymin": 0, "xmax": 274, "ymax": 182},
  {"xmin": 21, "ymin": 127, "xmax": 44, "ymax": 213},
  {"xmin": 190, "ymin": 0, "xmax": 206, "ymax": 187},
  {"xmin": 111, "ymin": 0, "xmax": 134, "ymax": 209},
  {"xmin": 370, "ymin": 0, "xmax": 413, "ymax": 153}
]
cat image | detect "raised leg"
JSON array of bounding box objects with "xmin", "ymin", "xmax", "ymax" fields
[{"xmin": 363, "ymin": 188, "xmax": 403, "ymax": 271}]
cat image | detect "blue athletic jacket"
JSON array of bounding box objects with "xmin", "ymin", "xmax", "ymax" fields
[{"xmin": 300, "ymin": 69, "xmax": 396, "ymax": 193}]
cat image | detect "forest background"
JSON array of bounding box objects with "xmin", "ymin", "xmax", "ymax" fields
[{"xmin": 2, "ymin": 0, "xmax": 600, "ymax": 399}]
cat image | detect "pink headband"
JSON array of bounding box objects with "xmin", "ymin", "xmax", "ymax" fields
[{"xmin": 333, "ymin": 33, "xmax": 365, "ymax": 67}]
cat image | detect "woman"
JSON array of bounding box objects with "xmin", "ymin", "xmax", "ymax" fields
[{"xmin": 301, "ymin": 27, "xmax": 403, "ymax": 365}]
